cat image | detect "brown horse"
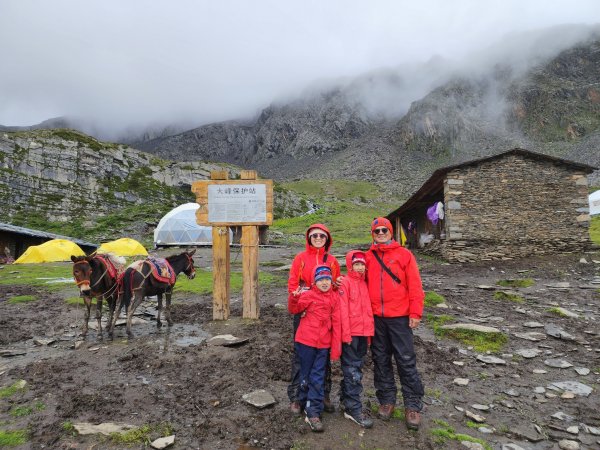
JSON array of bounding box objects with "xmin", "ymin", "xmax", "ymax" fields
[
  {"xmin": 111, "ymin": 249, "xmax": 196, "ymax": 337},
  {"xmin": 71, "ymin": 253, "xmax": 125, "ymax": 337}
]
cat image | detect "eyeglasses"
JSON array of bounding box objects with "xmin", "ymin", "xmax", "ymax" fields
[
  {"xmin": 373, "ymin": 227, "xmax": 389, "ymax": 235},
  {"xmin": 310, "ymin": 233, "xmax": 327, "ymax": 239}
]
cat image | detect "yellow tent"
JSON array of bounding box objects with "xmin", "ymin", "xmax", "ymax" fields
[
  {"xmin": 14, "ymin": 239, "xmax": 85, "ymax": 264},
  {"xmin": 98, "ymin": 238, "xmax": 148, "ymax": 257}
]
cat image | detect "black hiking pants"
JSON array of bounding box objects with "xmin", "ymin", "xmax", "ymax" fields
[
  {"xmin": 339, "ymin": 335, "xmax": 368, "ymax": 415},
  {"xmin": 371, "ymin": 315, "xmax": 424, "ymax": 411}
]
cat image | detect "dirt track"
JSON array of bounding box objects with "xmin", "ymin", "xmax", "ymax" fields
[{"xmin": 1, "ymin": 247, "xmax": 599, "ymax": 449}]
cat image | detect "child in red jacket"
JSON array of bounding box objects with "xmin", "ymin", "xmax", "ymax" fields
[
  {"xmin": 338, "ymin": 250, "xmax": 374, "ymax": 428},
  {"xmin": 289, "ymin": 265, "xmax": 342, "ymax": 432}
]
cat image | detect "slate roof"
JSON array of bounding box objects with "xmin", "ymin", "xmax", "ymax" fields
[
  {"xmin": 388, "ymin": 148, "xmax": 598, "ymax": 219},
  {"xmin": 0, "ymin": 222, "xmax": 98, "ymax": 248}
]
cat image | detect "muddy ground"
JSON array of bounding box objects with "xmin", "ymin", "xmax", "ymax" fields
[{"xmin": 0, "ymin": 246, "xmax": 599, "ymax": 450}]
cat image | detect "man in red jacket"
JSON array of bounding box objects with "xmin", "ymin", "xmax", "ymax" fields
[
  {"xmin": 365, "ymin": 217, "xmax": 425, "ymax": 430},
  {"xmin": 287, "ymin": 224, "xmax": 341, "ymax": 414}
]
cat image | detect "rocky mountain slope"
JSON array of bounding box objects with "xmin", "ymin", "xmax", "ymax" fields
[
  {"xmin": 0, "ymin": 130, "xmax": 237, "ymax": 240},
  {"xmin": 134, "ymin": 34, "xmax": 600, "ymax": 194}
]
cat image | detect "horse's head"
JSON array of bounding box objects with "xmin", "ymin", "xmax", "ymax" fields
[
  {"xmin": 71, "ymin": 255, "xmax": 94, "ymax": 295},
  {"xmin": 183, "ymin": 249, "xmax": 196, "ymax": 280}
]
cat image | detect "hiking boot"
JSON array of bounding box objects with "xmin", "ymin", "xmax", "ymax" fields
[
  {"xmin": 289, "ymin": 401, "xmax": 301, "ymax": 415},
  {"xmin": 305, "ymin": 415, "xmax": 324, "ymax": 432},
  {"xmin": 344, "ymin": 412, "xmax": 374, "ymax": 429},
  {"xmin": 405, "ymin": 409, "xmax": 421, "ymax": 430},
  {"xmin": 377, "ymin": 404, "xmax": 395, "ymax": 421},
  {"xmin": 323, "ymin": 395, "xmax": 335, "ymax": 413}
]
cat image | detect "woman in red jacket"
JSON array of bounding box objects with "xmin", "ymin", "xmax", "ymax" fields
[
  {"xmin": 287, "ymin": 224, "xmax": 341, "ymax": 414},
  {"xmin": 289, "ymin": 265, "xmax": 342, "ymax": 432},
  {"xmin": 365, "ymin": 217, "xmax": 425, "ymax": 430},
  {"xmin": 338, "ymin": 250, "xmax": 374, "ymax": 428}
]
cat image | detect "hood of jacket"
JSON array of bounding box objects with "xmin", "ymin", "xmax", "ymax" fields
[
  {"xmin": 305, "ymin": 223, "xmax": 333, "ymax": 253},
  {"xmin": 345, "ymin": 250, "xmax": 366, "ymax": 280}
]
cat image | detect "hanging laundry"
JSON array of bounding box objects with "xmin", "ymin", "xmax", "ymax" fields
[
  {"xmin": 436, "ymin": 201, "xmax": 445, "ymax": 220},
  {"xmin": 427, "ymin": 203, "xmax": 439, "ymax": 225}
]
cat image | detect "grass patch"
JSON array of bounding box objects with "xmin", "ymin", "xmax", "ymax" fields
[
  {"xmin": 109, "ymin": 422, "xmax": 173, "ymax": 445},
  {"xmin": 0, "ymin": 429, "xmax": 28, "ymax": 447},
  {"xmin": 0, "ymin": 381, "xmax": 27, "ymax": 399},
  {"xmin": 426, "ymin": 314, "xmax": 507, "ymax": 352},
  {"xmin": 110, "ymin": 425, "xmax": 152, "ymax": 445},
  {"xmin": 466, "ymin": 420, "xmax": 484, "ymax": 429},
  {"xmin": 425, "ymin": 313, "xmax": 455, "ymax": 329},
  {"xmin": 7, "ymin": 294, "xmax": 37, "ymax": 304},
  {"xmin": 430, "ymin": 422, "xmax": 491, "ymax": 450},
  {"xmin": 424, "ymin": 291, "xmax": 445, "ymax": 307},
  {"xmin": 547, "ymin": 307, "xmax": 570, "ymax": 317},
  {"xmin": 438, "ymin": 329, "xmax": 508, "ymax": 353},
  {"xmin": 0, "ymin": 263, "xmax": 73, "ymax": 292},
  {"xmin": 591, "ymin": 215, "xmax": 600, "ymax": 244},
  {"xmin": 496, "ymin": 278, "xmax": 535, "ymax": 288},
  {"xmin": 9, "ymin": 406, "xmax": 33, "ymax": 417},
  {"xmin": 175, "ymin": 269, "xmax": 285, "ymax": 295},
  {"xmin": 272, "ymin": 179, "xmax": 398, "ymax": 245},
  {"xmin": 65, "ymin": 296, "xmax": 96, "ymax": 306},
  {"xmin": 493, "ymin": 291, "xmax": 525, "ymax": 303}
]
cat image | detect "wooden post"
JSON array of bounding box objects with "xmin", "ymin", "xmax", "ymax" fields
[
  {"xmin": 210, "ymin": 171, "xmax": 230, "ymax": 320},
  {"xmin": 241, "ymin": 170, "xmax": 259, "ymax": 319}
]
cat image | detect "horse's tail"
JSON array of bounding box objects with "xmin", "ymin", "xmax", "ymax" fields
[{"xmin": 120, "ymin": 267, "xmax": 134, "ymax": 310}]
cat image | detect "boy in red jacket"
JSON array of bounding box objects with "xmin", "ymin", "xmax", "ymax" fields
[
  {"xmin": 289, "ymin": 265, "xmax": 342, "ymax": 432},
  {"xmin": 339, "ymin": 250, "xmax": 374, "ymax": 429},
  {"xmin": 366, "ymin": 217, "xmax": 425, "ymax": 430}
]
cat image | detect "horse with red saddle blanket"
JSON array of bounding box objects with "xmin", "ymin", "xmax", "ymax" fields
[
  {"xmin": 110, "ymin": 249, "xmax": 196, "ymax": 338},
  {"xmin": 71, "ymin": 253, "xmax": 125, "ymax": 338}
]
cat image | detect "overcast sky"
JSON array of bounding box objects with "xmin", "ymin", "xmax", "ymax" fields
[{"xmin": 1, "ymin": 0, "xmax": 599, "ymax": 135}]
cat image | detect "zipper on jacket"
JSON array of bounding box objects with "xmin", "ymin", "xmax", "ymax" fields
[{"xmin": 379, "ymin": 251, "xmax": 384, "ymax": 317}]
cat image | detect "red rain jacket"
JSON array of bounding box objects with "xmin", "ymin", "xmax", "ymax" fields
[
  {"xmin": 287, "ymin": 223, "xmax": 341, "ymax": 301},
  {"xmin": 339, "ymin": 250, "xmax": 374, "ymax": 343},
  {"xmin": 365, "ymin": 240, "xmax": 424, "ymax": 319},
  {"xmin": 288, "ymin": 286, "xmax": 342, "ymax": 360}
]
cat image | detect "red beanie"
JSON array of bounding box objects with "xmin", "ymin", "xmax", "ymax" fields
[{"xmin": 371, "ymin": 217, "xmax": 393, "ymax": 234}]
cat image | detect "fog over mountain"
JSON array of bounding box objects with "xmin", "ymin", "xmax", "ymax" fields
[{"xmin": 1, "ymin": 0, "xmax": 599, "ymax": 140}]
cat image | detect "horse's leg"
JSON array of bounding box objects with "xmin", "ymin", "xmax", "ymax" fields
[
  {"xmin": 81, "ymin": 296, "xmax": 92, "ymax": 337},
  {"xmin": 127, "ymin": 291, "xmax": 144, "ymax": 338},
  {"xmin": 156, "ymin": 293, "xmax": 163, "ymax": 328},
  {"xmin": 110, "ymin": 295, "xmax": 123, "ymax": 338},
  {"xmin": 106, "ymin": 295, "xmax": 115, "ymax": 334},
  {"xmin": 95, "ymin": 296, "xmax": 104, "ymax": 338},
  {"xmin": 165, "ymin": 290, "xmax": 173, "ymax": 327}
]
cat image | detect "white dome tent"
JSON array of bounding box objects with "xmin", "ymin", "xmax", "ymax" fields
[
  {"xmin": 590, "ymin": 190, "xmax": 600, "ymax": 216},
  {"xmin": 154, "ymin": 203, "xmax": 232, "ymax": 246}
]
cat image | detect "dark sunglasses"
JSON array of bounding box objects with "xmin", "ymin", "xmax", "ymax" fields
[
  {"xmin": 310, "ymin": 233, "xmax": 327, "ymax": 239},
  {"xmin": 373, "ymin": 227, "xmax": 389, "ymax": 235}
]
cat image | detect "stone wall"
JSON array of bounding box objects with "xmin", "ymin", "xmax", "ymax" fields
[{"xmin": 441, "ymin": 154, "xmax": 591, "ymax": 262}]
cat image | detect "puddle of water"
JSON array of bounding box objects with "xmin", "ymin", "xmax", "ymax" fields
[{"xmin": 150, "ymin": 324, "xmax": 212, "ymax": 351}]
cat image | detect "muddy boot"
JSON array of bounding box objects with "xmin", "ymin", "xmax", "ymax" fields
[
  {"xmin": 405, "ymin": 409, "xmax": 421, "ymax": 430},
  {"xmin": 323, "ymin": 395, "xmax": 335, "ymax": 413},
  {"xmin": 344, "ymin": 411, "xmax": 374, "ymax": 429},
  {"xmin": 305, "ymin": 415, "xmax": 324, "ymax": 432},
  {"xmin": 377, "ymin": 404, "xmax": 394, "ymax": 421},
  {"xmin": 289, "ymin": 401, "xmax": 301, "ymax": 415}
]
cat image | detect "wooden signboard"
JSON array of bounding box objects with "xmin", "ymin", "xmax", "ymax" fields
[{"xmin": 191, "ymin": 170, "xmax": 273, "ymax": 320}]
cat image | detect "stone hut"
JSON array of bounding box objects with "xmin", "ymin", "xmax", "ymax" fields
[{"xmin": 387, "ymin": 149, "xmax": 597, "ymax": 262}]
